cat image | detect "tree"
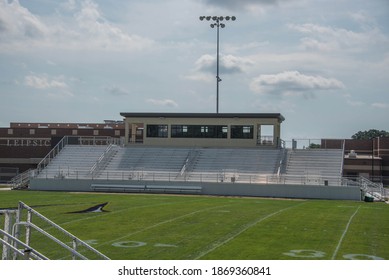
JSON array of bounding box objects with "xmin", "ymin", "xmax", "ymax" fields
[{"xmin": 351, "ymin": 129, "xmax": 389, "ymax": 140}]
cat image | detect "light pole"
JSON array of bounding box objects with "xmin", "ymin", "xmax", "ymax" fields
[{"xmin": 199, "ymin": 16, "xmax": 236, "ymax": 114}]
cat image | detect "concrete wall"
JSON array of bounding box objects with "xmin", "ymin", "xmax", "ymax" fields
[{"xmin": 29, "ymin": 178, "xmax": 362, "ymax": 201}]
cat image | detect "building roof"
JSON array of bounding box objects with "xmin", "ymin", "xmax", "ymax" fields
[{"xmin": 120, "ymin": 112, "xmax": 285, "ymax": 122}]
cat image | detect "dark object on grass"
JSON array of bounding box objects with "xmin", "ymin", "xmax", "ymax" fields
[{"xmin": 68, "ymin": 202, "xmax": 109, "ymax": 213}]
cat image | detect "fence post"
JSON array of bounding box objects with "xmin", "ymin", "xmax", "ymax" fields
[
  {"xmin": 2, "ymin": 211, "xmax": 13, "ymax": 260},
  {"xmin": 72, "ymin": 239, "xmax": 78, "ymax": 260},
  {"xmin": 25, "ymin": 209, "xmax": 32, "ymax": 247}
]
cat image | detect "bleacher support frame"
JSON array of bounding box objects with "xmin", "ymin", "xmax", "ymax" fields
[{"xmin": 0, "ymin": 201, "xmax": 110, "ymax": 260}]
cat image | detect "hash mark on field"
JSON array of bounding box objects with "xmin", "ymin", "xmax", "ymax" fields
[
  {"xmin": 331, "ymin": 206, "xmax": 361, "ymax": 260},
  {"xmin": 194, "ymin": 203, "xmax": 305, "ymax": 259}
]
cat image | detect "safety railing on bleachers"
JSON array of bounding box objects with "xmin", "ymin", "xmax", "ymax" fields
[
  {"xmin": 35, "ymin": 136, "xmax": 120, "ymax": 176},
  {"xmin": 0, "ymin": 201, "xmax": 110, "ymax": 260},
  {"xmin": 35, "ymin": 167, "xmax": 362, "ymax": 186},
  {"xmin": 9, "ymin": 169, "xmax": 35, "ymax": 189},
  {"xmin": 89, "ymin": 144, "xmax": 116, "ymax": 177}
]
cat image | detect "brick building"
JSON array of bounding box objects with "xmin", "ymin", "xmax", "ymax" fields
[
  {"xmin": 322, "ymin": 137, "xmax": 389, "ymax": 184},
  {"xmin": 0, "ymin": 121, "xmax": 124, "ymax": 182}
]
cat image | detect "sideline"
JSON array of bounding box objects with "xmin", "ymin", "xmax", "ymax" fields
[{"xmin": 331, "ymin": 205, "xmax": 361, "ymax": 260}]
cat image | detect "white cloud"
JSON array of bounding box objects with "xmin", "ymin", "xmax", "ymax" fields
[
  {"xmin": 288, "ymin": 22, "xmax": 389, "ymax": 53},
  {"xmin": 0, "ymin": 0, "xmax": 153, "ymax": 52},
  {"xmin": 0, "ymin": 0, "xmax": 49, "ymax": 40},
  {"xmin": 202, "ymin": 0, "xmax": 285, "ymax": 10},
  {"xmin": 25, "ymin": 74, "xmax": 68, "ymax": 90},
  {"xmin": 146, "ymin": 98, "xmax": 178, "ymax": 108},
  {"xmin": 185, "ymin": 54, "xmax": 253, "ymax": 82},
  {"xmin": 24, "ymin": 73, "xmax": 74, "ymax": 99},
  {"xmin": 250, "ymin": 71, "xmax": 345, "ymax": 97},
  {"xmin": 194, "ymin": 54, "xmax": 252, "ymax": 74},
  {"xmin": 371, "ymin": 103, "xmax": 389, "ymax": 109}
]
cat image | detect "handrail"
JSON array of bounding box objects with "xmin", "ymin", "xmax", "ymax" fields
[
  {"xmin": 12, "ymin": 222, "xmax": 87, "ymax": 260},
  {"xmin": 276, "ymin": 148, "xmax": 287, "ymax": 177},
  {"xmin": 10, "ymin": 169, "xmax": 35, "ymax": 189},
  {"xmin": 17, "ymin": 201, "xmax": 110, "ymax": 260},
  {"xmin": 36, "ymin": 136, "xmax": 69, "ymax": 175},
  {"xmin": 89, "ymin": 144, "xmax": 113, "ymax": 176},
  {"xmin": 340, "ymin": 139, "xmax": 345, "ymax": 177},
  {"xmin": 36, "ymin": 136, "xmax": 118, "ymax": 177},
  {"xmin": 0, "ymin": 229, "xmax": 48, "ymax": 260}
]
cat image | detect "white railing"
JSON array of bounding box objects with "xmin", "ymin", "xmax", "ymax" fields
[
  {"xmin": 36, "ymin": 136, "xmax": 69, "ymax": 175},
  {"xmin": 89, "ymin": 144, "xmax": 115, "ymax": 177},
  {"xmin": 10, "ymin": 169, "xmax": 35, "ymax": 189},
  {"xmin": 36, "ymin": 136, "xmax": 119, "ymax": 176},
  {"xmin": 0, "ymin": 202, "xmax": 110, "ymax": 260},
  {"xmin": 35, "ymin": 168, "xmax": 367, "ymax": 187}
]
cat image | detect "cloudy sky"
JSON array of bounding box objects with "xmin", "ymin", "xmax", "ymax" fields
[{"xmin": 0, "ymin": 0, "xmax": 388, "ymax": 141}]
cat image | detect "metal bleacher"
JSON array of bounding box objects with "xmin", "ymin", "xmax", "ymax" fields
[
  {"xmin": 36, "ymin": 143, "xmax": 283, "ymax": 184},
  {"xmin": 37, "ymin": 145, "xmax": 108, "ymax": 179},
  {"xmin": 33, "ymin": 138, "xmax": 345, "ymax": 187},
  {"xmin": 283, "ymin": 149, "xmax": 344, "ymax": 185},
  {"xmin": 187, "ymin": 148, "xmax": 281, "ymax": 183}
]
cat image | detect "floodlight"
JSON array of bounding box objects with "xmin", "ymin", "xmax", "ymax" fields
[{"xmin": 198, "ymin": 15, "xmax": 237, "ymax": 114}]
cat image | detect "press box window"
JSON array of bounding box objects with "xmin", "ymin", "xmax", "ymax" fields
[
  {"xmin": 146, "ymin": 125, "xmax": 168, "ymax": 138},
  {"xmin": 231, "ymin": 125, "xmax": 254, "ymax": 139},
  {"xmin": 171, "ymin": 125, "xmax": 227, "ymax": 138}
]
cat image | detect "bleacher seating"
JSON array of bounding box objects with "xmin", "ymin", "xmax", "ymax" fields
[
  {"xmin": 284, "ymin": 149, "xmax": 343, "ymax": 185},
  {"xmin": 187, "ymin": 148, "xmax": 281, "ymax": 183},
  {"xmin": 36, "ymin": 144, "xmax": 344, "ymax": 186},
  {"xmin": 37, "ymin": 145, "xmax": 108, "ymax": 179}
]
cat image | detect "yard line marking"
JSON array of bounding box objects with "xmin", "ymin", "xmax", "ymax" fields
[
  {"xmin": 58, "ymin": 198, "xmax": 211, "ymax": 226},
  {"xmin": 331, "ymin": 205, "xmax": 361, "ymax": 260},
  {"xmin": 97, "ymin": 204, "xmax": 230, "ymax": 248},
  {"xmin": 194, "ymin": 203, "xmax": 305, "ymax": 259}
]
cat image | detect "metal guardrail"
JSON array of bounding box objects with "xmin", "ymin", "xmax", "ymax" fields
[
  {"xmin": 9, "ymin": 169, "xmax": 35, "ymax": 189},
  {"xmin": 35, "ymin": 167, "xmax": 368, "ymax": 186},
  {"xmin": 36, "ymin": 136, "xmax": 120, "ymax": 176},
  {"xmin": 0, "ymin": 201, "xmax": 110, "ymax": 260},
  {"xmin": 89, "ymin": 144, "xmax": 115, "ymax": 177}
]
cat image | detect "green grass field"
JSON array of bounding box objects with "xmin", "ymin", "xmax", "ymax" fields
[{"xmin": 1, "ymin": 190, "xmax": 388, "ymax": 260}]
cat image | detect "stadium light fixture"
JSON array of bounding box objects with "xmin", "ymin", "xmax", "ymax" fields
[{"xmin": 199, "ymin": 15, "xmax": 236, "ymax": 114}]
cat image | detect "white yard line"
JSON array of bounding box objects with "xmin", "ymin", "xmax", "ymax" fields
[
  {"xmin": 97, "ymin": 204, "xmax": 230, "ymax": 248},
  {"xmin": 58, "ymin": 198, "xmax": 211, "ymax": 226},
  {"xmin": 194, "ymin": 203, "xmax": 305, "ymax": 259},
  {"xmin": 331, "ymin": 206, "xmax": 361, "ymax": 260}
]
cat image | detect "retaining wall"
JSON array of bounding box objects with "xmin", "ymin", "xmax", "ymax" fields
[{"xmin": 29, "ymin": 178, "xmax": 362, "ymax": 200}]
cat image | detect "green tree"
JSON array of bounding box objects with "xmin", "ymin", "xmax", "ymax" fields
[{"xmin": 351, "ymin": 129, "xmax": 389, "ymax": 140}]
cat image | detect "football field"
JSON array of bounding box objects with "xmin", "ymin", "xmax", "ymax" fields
[{"xmin": 1, "ymin": 190, "xmax": 388, "ymax": 260}]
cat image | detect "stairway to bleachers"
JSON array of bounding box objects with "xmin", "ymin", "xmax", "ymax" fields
[
  {"xmin": 37, "ymin": 145, "xmax": 108, "ymax": 179},
  {"xmin": 284, "ymin": 149, "xmax": 343, "ymax": 185}
]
